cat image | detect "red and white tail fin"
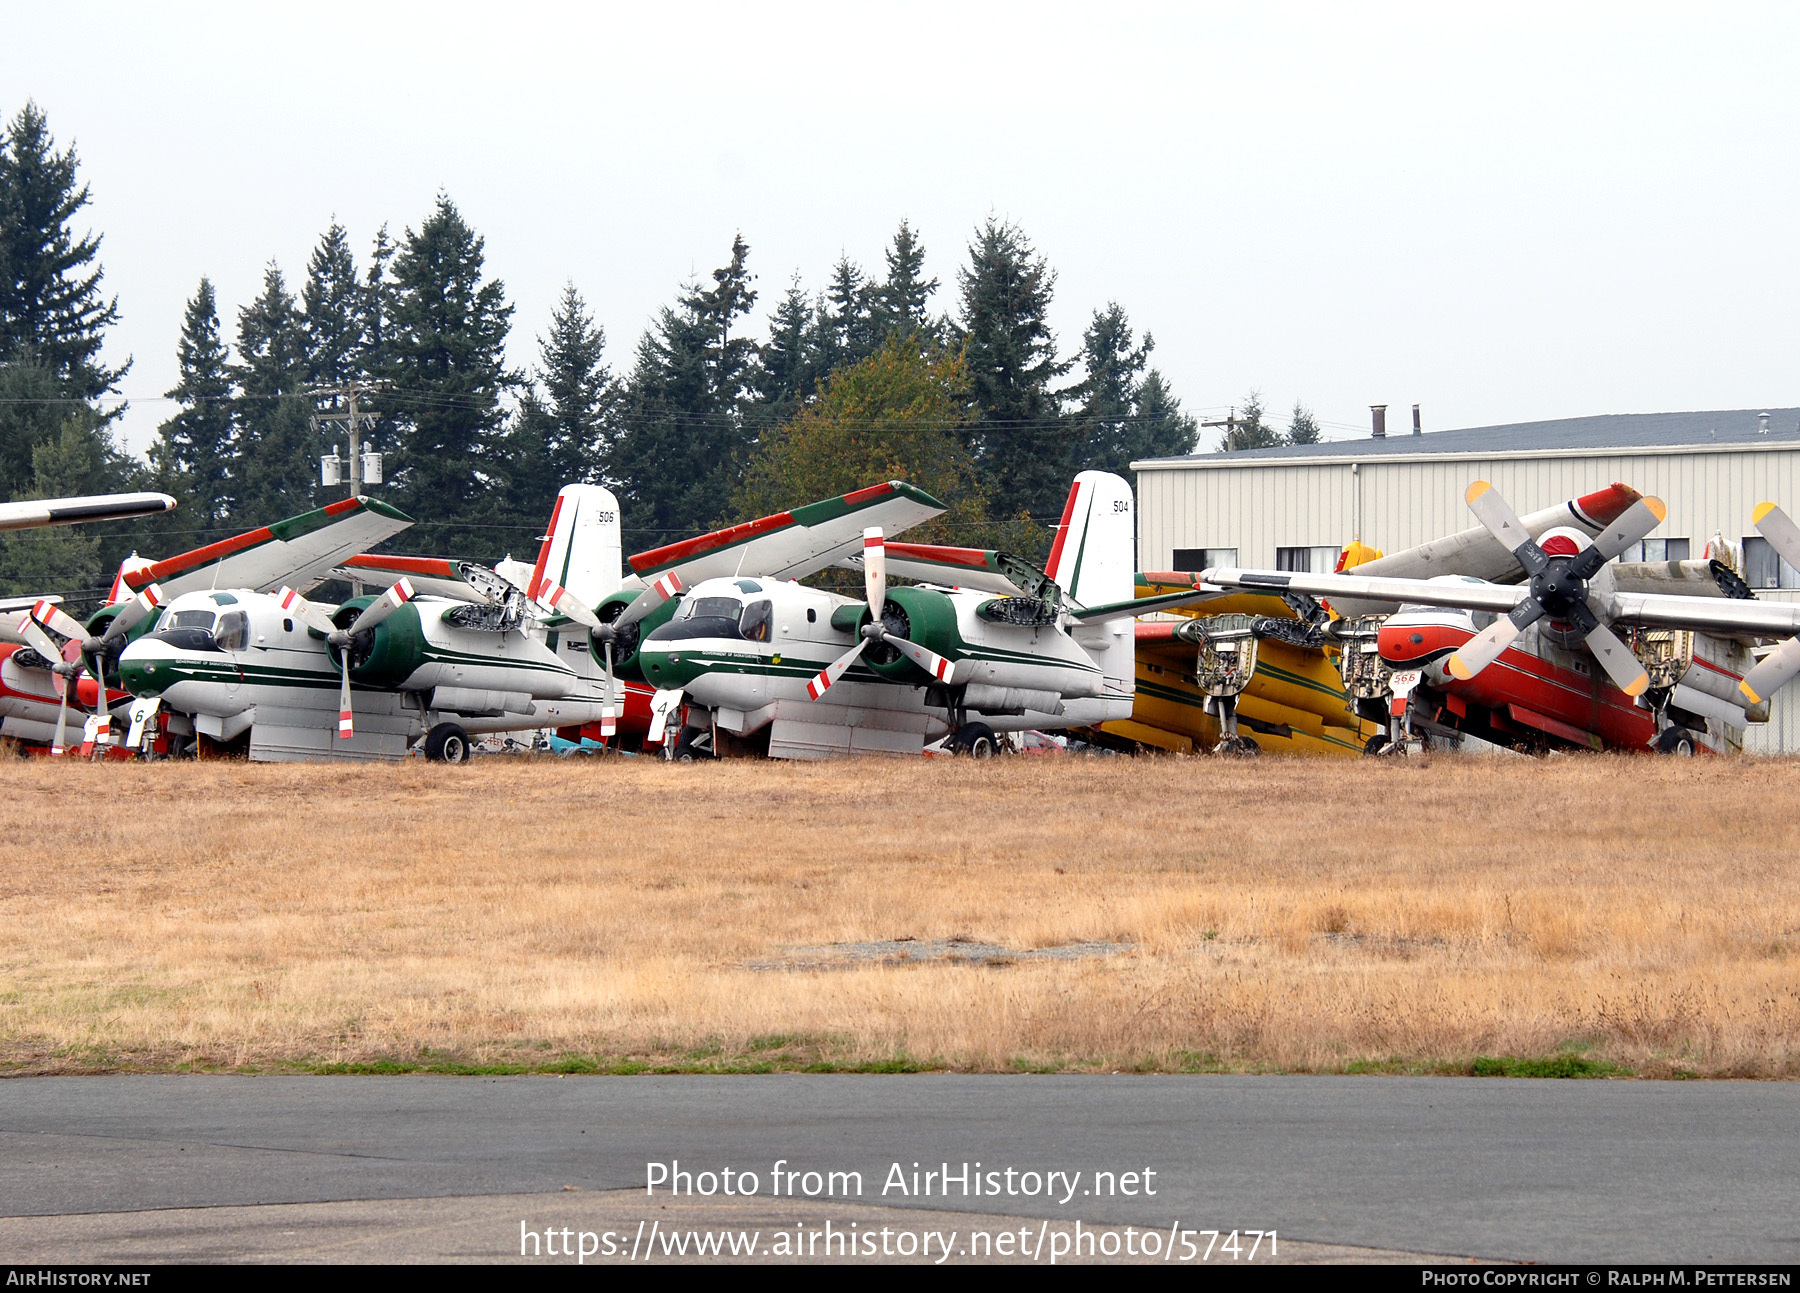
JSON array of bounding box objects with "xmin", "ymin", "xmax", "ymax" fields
[
  {"xmin": 528, "ymin": 485, "xmax": 622, "ymax": 612},
  {"xmin": 1044, "ymin": 471, "xmax": 1135, "ymax": 610},
  {"xmin": 108, "ymin": 553, "xmax": 154, "ymax": 606}
]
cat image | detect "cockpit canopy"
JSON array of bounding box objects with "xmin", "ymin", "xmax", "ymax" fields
[{"xmin": 647, "ymin": 585, "xmax": 774, "ymax": 644}]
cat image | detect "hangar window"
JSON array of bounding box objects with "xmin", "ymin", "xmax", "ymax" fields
[
  {"xmin": 1621, "ymin": 538, "xmax": 1690, "ymax": 564},
  {"xmin": 1744, "ymin": 537, "xmax": 1800, "ymax": 589},
  {"xmin": 1172, "ymin": 547, "xmax": 1236, "ymax": 571},
  {"xmin": 1275, "ymin": 545, "xmax": 1342, "ymax": 573}
]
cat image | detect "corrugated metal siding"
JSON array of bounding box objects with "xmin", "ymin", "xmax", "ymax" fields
[{"xmin": 1136, "ymin": 446, "xmax": 1800, "ymax": 752}]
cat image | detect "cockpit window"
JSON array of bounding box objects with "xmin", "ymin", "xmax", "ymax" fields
[
  {"xmin": 685, "ymin": 596, "xmax": 742, "ymax": 622},
  {"xmin": 168, "ymin": 609, "xmax": 217, "ymax": 631},
  {"xmin": 740, "ymin": 599, "xmax": 773, "ymax": 643},
  {"xmin": 215, "ymin": 610, "xmax": 250, "ymax": 651}
]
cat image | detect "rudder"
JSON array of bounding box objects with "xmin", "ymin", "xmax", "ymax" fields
[
  {"xmin": 529, "ymin": 485, "xmax": 623, "ymax": 610},
  {"xmin": 1044, "ymin": 471, "xmax": 1134, "ymax": 609}
]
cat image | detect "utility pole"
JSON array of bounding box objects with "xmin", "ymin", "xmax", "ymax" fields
[
  {"xmin": 312, "ymin": 381, "xmax": 385, "ymax": 500},
  {"xmin": 1202, "ymin": 408, "xmax": 1238, "ymax": 452}
]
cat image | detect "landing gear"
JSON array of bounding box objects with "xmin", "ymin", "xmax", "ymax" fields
[
  {"xmin": 1655, "ymin": 726, "xmax": 1696, "ymax": 756},
  {"xmin": 424, "ymin": 722, "xmax": 471, "ymax": 764},
  {"xmin": 1203, "ymin": 693, "xmax": 1257, "ymax": 755},
  {"xmin": 662, "ymin": 727, "xmax": 712, "ymax": 762},
  {"xmin": 946, "ymin": 721, "xmax": 999, "ymax": 758}
]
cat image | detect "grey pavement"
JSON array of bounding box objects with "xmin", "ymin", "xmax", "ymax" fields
[{"xmin": 0, "ymin": 1075, "xmax": 1793, "ymax": 1264}]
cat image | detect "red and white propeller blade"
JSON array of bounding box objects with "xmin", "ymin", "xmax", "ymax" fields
[
  {"xmin": 334, "ymin": 578, "xmax": 416, "ymax": 641},
  {"xmin": 886, "ymin": 636, "xmax": 957, "ymax": 684},
  {"xmin": 807, "ymin": 639, "xmax": 868, "ymax": 700},
  {"xmin": 538, "ymin": 580, "xmax": 601, "ymax": 629},
  {"xmin": 276, "ymin": 586, "xmax": 338, "ymax": 636},
  {"xmin": 617, "ymin": 571, "xmax": 685, "ymax": 630},
  {"xmin": 28, "ymin": 599, "xmax": 87, "ymax": 643},
  {"xmin": 863, "ymin": 527, "xmax": 886, "ymax": 622},
  {"xmin": 338, "ymin": 650, "xmax": 354, "ymax": 740}
]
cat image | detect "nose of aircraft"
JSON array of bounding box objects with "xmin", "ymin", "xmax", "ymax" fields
[{"xmin": 117, "ymin": 636, "xmax": 177, "ymax": 697}]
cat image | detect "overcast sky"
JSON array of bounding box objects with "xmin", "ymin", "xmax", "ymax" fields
[{"xmin": 7, "ymin": 2, "xmax": 1799, "ymax": 458}]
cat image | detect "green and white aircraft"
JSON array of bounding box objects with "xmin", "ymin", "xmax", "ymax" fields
[
  {"xmin": 563, "ymin": 471, "xmax": 1223, "ymax": 760},
  {"xmin": 108, "ymin": 491, "xmax": 621, "ymax": 762}
]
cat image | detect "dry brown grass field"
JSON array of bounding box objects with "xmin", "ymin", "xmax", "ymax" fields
[{"xmin": 1, "ymin": 752, "xmax": 1797, "ymax": 1077}]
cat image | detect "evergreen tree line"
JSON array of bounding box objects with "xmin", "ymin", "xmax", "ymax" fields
[{"xmin": 2, "ymin": 98, "xmax": 1223, "ymax": 609}]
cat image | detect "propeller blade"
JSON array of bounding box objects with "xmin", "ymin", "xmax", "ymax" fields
[
  {"xmin": 863, "ymin": 527, "xmax": 886, "ymax": 622},
  {"xmin": 338, "ymin": 650, "xmax": 354, "ymax": 740},
  {"xmin": 52, "ymin": 683, "xmax": 69, "ymax": 756},
  {"xmin": 885, "ymin": 635, "xmax": 958, "ymax": 685},
  {"xmin": 16, "ymin": 615, "xmax": 66, "ymax": 673},
  {"xmin": 276, "ymin": 586, "xmax": 338, "ymax": 636},
  {"xmin": 29, "ymin": 599, "xmax": 87, "ymax": 642},
  {"xmin": 1570, "ymin": 497, "xmax": 1668, "ymax": 579},
  {"xmin": 538, "ymin": 580, "xmax": 601, "ymax": 630},
  {"xmin": 1567, "ymin": 602, "xmax": 1649, "ymax": 697},
  {"xmin": 94, "ymin": 583, "xmax": 165, "ymax": 649},
  {"xmin": 1739, "ymin": 637, "xmax": 1800, "ymax": 706},
  {"xmin": 1752, "ymin": 501, "xmax": 1800, "ymax": 571},
  {"xmin": 335, "ymin": 577, "xmax": 416, "ymax": 641},
  {"xmin": 600, "ymin": 641, "xmax": 617, "ymax": 741},
  {"xmin": 616, "ymin": 571, "xmax": 684, "ymax": 630},
  {"xmin": 807, "ymin": 638, "xmax": 869, "ymax": 700},
  {"xmin": 1445, "ymin": 600, "xmax": 1546, "ymax": 680},
  {"xmin": 1464, "ymin": 481, "xmax": 1549, "ymax": 576}
]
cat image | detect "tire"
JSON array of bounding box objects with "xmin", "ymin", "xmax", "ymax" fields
[
  {"xmin": 1655, "ymin": 727, "xmax": 1696, "ymax": 757},
  {"xmin": 1364, "ymin": 733, "xmax": 1390, "ymax": 756},
  {"xmin": 664, "ymin": 729, "xmax": 702, "ymax": 762},
  {"xmin": 961, "ymin": 722, "xmax": 998, "ymax": 759},
  {"xmin": 424, "ymin": 722, "xmax": 471, "ymax": 764}
]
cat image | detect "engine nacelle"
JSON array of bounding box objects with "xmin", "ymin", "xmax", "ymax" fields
[
  {"xmin": 587, "ymin": 588, "xmax": 683, "ymax": 680},
  {"xmin": 833, "ymin": 585, "xmax": 963, "ymax": 682},
  {"xmin": 330, "ymin": 598, "xmax": 429, "ymax": 686}
]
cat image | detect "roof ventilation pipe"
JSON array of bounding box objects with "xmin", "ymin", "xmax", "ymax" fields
[
  {"xmin": 1370, "ymin": 404, "xmax": 1387, "ymax": 439},
  {"xmin": 1412, "ymin": 403, "xmax": 1422, "ymax": 435},
  {"xmin": 1759, "ymin": 412, "xmax": 1771, "ymax": 435}
]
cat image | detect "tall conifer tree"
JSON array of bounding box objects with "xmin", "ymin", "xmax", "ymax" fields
[
  {"xmin": 378, "ymin": 195, "xmax": 515, "ymax": 554},
  {"xmin": 232, "ymin": 264, "xmax": 318, "ymax": 525},
  {"xmin": 606, "ymin": 235, "xmax": 756, "ymax": 544},
  {"xmin": 302, "ymin": 221, "xmax": 364, "ymax": 386},
  {"xmin": 508, "ymin": 283, "xmax": 610, "ymax": 519},
  {"xmin": 872, "ymin": 220, "xmax": 938, "ymax": 341},
  {"xmin": 150, "ymin": 276, "xmax": 237, "ymax": 527},
  {"xmin": 955, "ymin": 217, "xmax": 1073, "ymax": 523}
]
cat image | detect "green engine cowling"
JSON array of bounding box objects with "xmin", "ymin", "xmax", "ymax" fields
[
  {"xmin": 830, "ymin": 585, "xmax": 963, "ymax": 682},
  {"xmin": 328, "ymin": 597, "xmax": 429, "ymax": 686},
  {"xmin": 587, "ymin": 589, "xmax": 683, "ymax": 681}
]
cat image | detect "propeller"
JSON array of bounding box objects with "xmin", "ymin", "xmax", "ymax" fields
[
  {"xmin": 320, "ymin": 578, "xmax": 415, "ymax": 739},
  {"xmin": 15, "ymin": 611, "xmax": 79, "ymax": 754},
  {"xmin": 73, "ymin": 584, "xmax": 165, "ymax": 751},
  {"xmin": 1446, "ymin": 481, "xmax": 1665, "ymax": 697},
  {"xmin": 576, "ymin": 570, "xmax": 684, "ymax": 744},
  {"xmin": 808, "ymin": 528, "xmax": 958, "ymax": 701},
  {"xmin": 1739, "ymin": 503, "xmax": 1800, "ymax": 704}
]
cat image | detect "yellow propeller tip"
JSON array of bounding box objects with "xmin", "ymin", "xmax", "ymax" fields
[
  {"xmin": 1740, "ymin": 680, "xmax": 1763, "ymax": 704},
  {"xmin": 1446, "ymin": 655, "xmax": 1474, "ymax": 680},
  {"xmin": 1753, "ymin": 501, "xmax": 1778, "ymax": 525},
  {"xmin": 1623, "ymin": 675, "xmax": 1649, "ymax": 698},
  {"xmin": 1464, "ymin": 481, "xmax": 1492, "ymax": 504},
  {"xmin": 1644, "ymin": 498, "xmax": 1667, "ymax": 523}
]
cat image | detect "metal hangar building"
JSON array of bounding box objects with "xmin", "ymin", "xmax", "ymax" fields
[{"xmin": 1132, "ymin": 407, "xmax": 1800, "ymax": 753}]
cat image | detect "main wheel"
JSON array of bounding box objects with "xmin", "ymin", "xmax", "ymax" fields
[
  {"xmin": 1363, "ymin": 733, "xmax": 1390, "ymax": 756},
  {"xmin": 1655, "ymin": 726, "xmax": 1696, "ymax": 756},
  {"xmin": 954, "ymin": 722, "xmax": 998, "ymax": 759},
  {"xmin": 424, "ymin": 722, "xmax": 471, "ymax": 764},
  {"xmin": 663, "ymin": 729, "xmax": 703, "ymax": 762}
]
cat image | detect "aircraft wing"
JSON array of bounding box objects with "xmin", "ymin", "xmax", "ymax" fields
[
  {"xmin": 1330, "ymin": 483, "xmax": 1644, "ymax": 615},
  {"xmin": 123, "ymin": 496, "xmax": 413, "ymax": 598},
  {"xmin": 1609, "ymin": 592, "xmax": 1800, "ymax": 637},
  {"xmin": 330, "ymin": 554, "xmax": 496, "ymax": 601},
  {"xmin": 838, "ymin": 542, "xmax": 1027, "ymax": 594},
  {"xmin": 0, "ymin": 491, "xmax": 175, "ymax": 532},
  {"xmin": 1204, "ymin": 567, "xmax": 1532, "ymax": 614},
  {"xmin": 1067, "ymin": 589, "xmax": 1236, "ymax": 623},
  {"xmin": 627, "ymin": 482, "xmax": 945, "ymax": 585}
]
